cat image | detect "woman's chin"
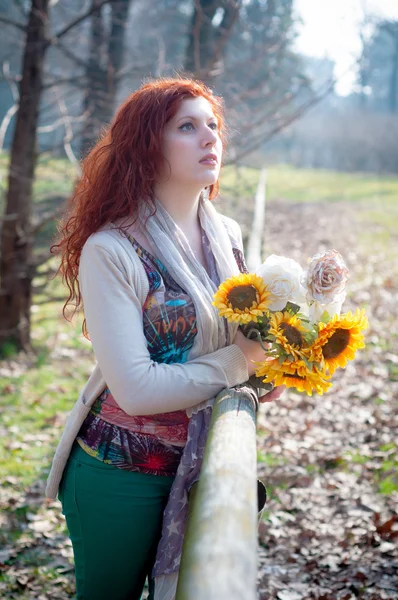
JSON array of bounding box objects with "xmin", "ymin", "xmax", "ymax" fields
[{"xmin": 197, "ymin": 172, "xmax": 219, "ymax": 187}]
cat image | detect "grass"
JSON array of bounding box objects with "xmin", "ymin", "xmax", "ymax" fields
[
  {"xmin": 0, "ymin": 157, "xmax": 396, "ymax": 491},
  {"xmin": 0, "ymin": 153, "xmax": 76, "ymax": 199},
  {"xmin": 0, "ymin": 259, "xmax": 93, "ymax": 492},
  {"xmin": 221, "ymin": 162, "xmax": 398, "ymax": 205},
  {"xmin": 222, "ymin": 163, "xmax": 398, "ymax": 260},
  {"xmin": 2, "ymin": 151, "xmax": 398, "ymax": 256},
  {"xmin": 257, "ymin": 449, "xmax": 288, "ymax": 467},
  {"xmin": 0, "ymin": 157, "xmax": 397, "ymax": 597},
  {"xmin": 2, "ymin": 152, "xmax": 398, "ymax": 208},
  {"xmin": 0, "ymin": 154, "xmax": 398, "ymax": 600}
]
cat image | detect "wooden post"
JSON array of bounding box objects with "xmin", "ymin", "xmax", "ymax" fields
[
  {"xmin": 246, "ymin": 167, "xmax": 267, "ymax": 272},
  {"xmin": 176, "ymin": 385, "xmax": 258, "ymax": 600}
]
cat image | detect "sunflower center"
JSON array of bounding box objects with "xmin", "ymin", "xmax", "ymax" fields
[
  {"xmin": 280, "ymin": 322, "xmax": 303, "ymax": 347},
  {"xmin": 322, "ymin": 328, "xmax": 350, "ymax": 359},
  {"xmin": 284, "ymin": 373, "xmax": 305, "ymax": 381},
  {"xmin": 227, "ymin": 285, "xmax": 258, "ymax": 310}
]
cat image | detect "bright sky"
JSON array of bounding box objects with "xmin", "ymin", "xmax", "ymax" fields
[{"xmin": 293, "ymin": 0, "xmax": 398, "ymax": 95}]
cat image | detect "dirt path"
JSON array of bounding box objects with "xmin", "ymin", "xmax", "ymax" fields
[{"xmin": 256, "ymin": 199, "xmax": 398, "ymax": 600}]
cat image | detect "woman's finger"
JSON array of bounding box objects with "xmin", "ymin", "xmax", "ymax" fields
[{"xmin": 258, "ymin": 385, "xmax": 286, "ymax": 403}]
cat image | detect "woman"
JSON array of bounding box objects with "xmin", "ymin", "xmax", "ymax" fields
[{"xmin": 46, "ymin": 77, "xmax": 284, "ymax": 600}]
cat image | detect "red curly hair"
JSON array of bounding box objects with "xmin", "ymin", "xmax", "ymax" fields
[{"xmin": 51, "ymin": 76, "xmax": 227, "ymax": 336}]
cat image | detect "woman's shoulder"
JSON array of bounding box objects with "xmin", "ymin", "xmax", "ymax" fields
[
  {"xmin": 82, "ymin": 223, "xmax": 132, "ymax": 255},
  {"xmin": 79, "ymin": 225, "xmax": 149, "ymax": 300},
  {"xmin": 80, "ymin": 226, "xmax": 143, "ymax": 275}
]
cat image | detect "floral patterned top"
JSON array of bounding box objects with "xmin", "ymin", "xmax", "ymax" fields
[{"xmin": 76, "ymin": 221, "xmax": 248, "ymax": 476}]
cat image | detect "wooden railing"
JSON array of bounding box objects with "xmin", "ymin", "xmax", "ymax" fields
[{"xmin": 176, "ymin": 384, "xmax": 260, "ymax": 600}]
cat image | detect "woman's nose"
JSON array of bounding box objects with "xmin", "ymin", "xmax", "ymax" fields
[{"xmin": 202, "ymin": 127, "xmax": 218, "ymax": 147}]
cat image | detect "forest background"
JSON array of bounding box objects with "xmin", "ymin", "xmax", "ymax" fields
[{"xmin": 0, "ymin": 1, "xmax": 397, "ymax": 598}]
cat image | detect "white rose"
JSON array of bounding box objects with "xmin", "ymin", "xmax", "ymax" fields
[
  {"xmin": 256, "ymin": 255, "xmax": 307, "ymax": 311},
  {"xmin": 308, "ymin": 292, "xmax": 346, "ymax": 322}
]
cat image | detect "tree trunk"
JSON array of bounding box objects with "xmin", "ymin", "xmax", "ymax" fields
[
  {"xmin": 389, "ymin": 35, "xmax": 398, "ymax": 113},
  {"xmin": 81, "ymin": 0, "xmax": 132, "ymax": 156},
  {"xmin": 184, "ymin": 0, "xmax": 220, "ymax": 77},
  {"xmin": 184, "ymin": 0, "xmax": 240, "ymax": 82},
  {"xmin": 0, "ymin": 0, "xmax": 49, "ymax": 354},
  {"xmin": 81, "ymin": 0, "xmax": 107, "ymax": 155}
]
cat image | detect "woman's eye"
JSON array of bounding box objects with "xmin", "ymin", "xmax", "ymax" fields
[
  {"xmin": 179, "ymin": 122, "xmax": 194, "ymax": 131},
  {"xmin": 179, "ymin": 122, "xmax": 218, "ymax": 131}
]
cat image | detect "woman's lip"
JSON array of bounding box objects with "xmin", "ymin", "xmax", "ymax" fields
[{"xmin": 199, "ymin": 158, "xmax": 218, "ymax": 164}]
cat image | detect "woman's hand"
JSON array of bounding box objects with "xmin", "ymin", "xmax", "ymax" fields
[
  {"xmin": 232, "ymin": 328, "xmax": 270, "ymax": 377},
  {"xmin": 258, "ymin": 385, "xmax": 286, "ymax": 403},
  {"xmin": 232, "ymin": 329, "xmax": 286, "ymax": 402}
]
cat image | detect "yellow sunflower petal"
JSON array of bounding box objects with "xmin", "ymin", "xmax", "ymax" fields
[
  {"xmin": 268, "ymin": 310, "xmax": 308, "ymax": 360},
  {"xmin": 213, "ymin": 273, "xmax": 271, "ymax": 325},
  {"xmin": 309, "ymin": 307, "xmax": 368, "ymax": 374},
  {"xmin": 254, "ymin": 356, "xmax": 332, "ymax": 396}
]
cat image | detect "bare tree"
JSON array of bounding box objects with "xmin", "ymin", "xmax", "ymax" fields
[
  {"xmin": 0, "ymin": 0, "xmax": 50, "ymax": 353},
  {"xmin": 184, "ymin": 0, "xmax": 241, "ymax": 80},
  {"xmin": 0, "ymin": 0, "xmax": 111, "ymax": 353},
  {"xmin": 0, "ymin": 0, "xmax": 332, "ymax": 354},
  {"xmin": 382, "ymin": 21, "xmax": 398, "ymax": 113},
  {"xmin": 357, "ymin": 15, "xmax": 398, "ymax": 114},
  {"xmin": 184, "ymin": 0, "xmax": 321, "ymax": 165},
  {"xmin": 81, "ymin": 0, "xmax": 134, "ymax": 155}
]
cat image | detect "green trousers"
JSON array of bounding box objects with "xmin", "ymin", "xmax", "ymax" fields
[{"xmin": 58, "ymin": 441, "xmax": 175, "ymax": 600}]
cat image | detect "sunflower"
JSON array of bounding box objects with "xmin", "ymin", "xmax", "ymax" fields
[
  {"xmin": 268, "ymin": 311, "xmax": 309, "ymax": 360},
  {"xmin": 254, "ymin": 356, "xmax": 332, "ymax": 396},
  {"xmin": 212, "ymin": 273, "xmax": 271, "ymax": 324},
  {"xmin": 309, "ymin": 308, "xmax": 368, "ymax": 375}
]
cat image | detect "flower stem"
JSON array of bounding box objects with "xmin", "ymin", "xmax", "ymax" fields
[{"xmin": 244, "ymin": 328, "xmax": 271, "ymax": 352}]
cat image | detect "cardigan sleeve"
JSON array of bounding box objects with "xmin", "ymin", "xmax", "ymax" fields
[{"xmin": 79, "ymin": 240, "xmax": 249, "ymax": 416}]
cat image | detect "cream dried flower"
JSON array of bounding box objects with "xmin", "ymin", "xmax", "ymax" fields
[{"xmin": 304, "ymin": 249, "xmax": 349, "ymax": 305}]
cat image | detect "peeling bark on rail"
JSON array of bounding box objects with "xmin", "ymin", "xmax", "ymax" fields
[{"xmin": 176, "ymin": 385, "xmax": 258, "ymax": 600}]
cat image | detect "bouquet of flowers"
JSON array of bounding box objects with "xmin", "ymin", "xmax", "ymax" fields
[{"xmin": 213, "ymin": 250, "xmax": 368, "ymax": 396}]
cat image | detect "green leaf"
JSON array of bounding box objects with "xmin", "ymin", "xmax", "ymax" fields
[
  {"xmin": 285, "ymin": 301, "xmax": 301, "ymax": 315},
  {"xmin": 297, "ymin": 314, "xmax": 311, "ymax": 324},
  {"xmin": 304, "ymin": 330, "xmax": 318, "ymax": 344},
  {"xmin": 320, "ymin": 311, "xmax": 331, "ymax": 324},
  {"xmin": 302, "ymin": 357, "xmax": 313, "ymax": 369}
]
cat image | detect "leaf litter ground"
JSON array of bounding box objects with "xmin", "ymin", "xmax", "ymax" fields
[
  {"xmin": 0, "ymin": 195, "xmax": 397, "ymax": 599},
  {"xmin": 255, "ymin": 197, "xmax": 398, "ymax": 600}
]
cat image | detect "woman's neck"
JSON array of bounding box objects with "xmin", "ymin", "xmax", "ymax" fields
[{"xmin": 153, "ymin": 182, "xmax": 203, "ymax": 233}]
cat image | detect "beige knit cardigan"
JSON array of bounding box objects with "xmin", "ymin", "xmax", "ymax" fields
[{"xmin": 45, "ymin": 219, "xmax": 249, "ymax": 499}]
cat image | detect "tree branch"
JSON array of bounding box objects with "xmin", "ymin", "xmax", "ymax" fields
[
  {"xmin": 0, "ymin": 15, "xmax": 26, "ymax": 31},
  {"xmin": 50, "ymin": 0, "xmax": 110, "ymax": 44},
  {"xmin": 226, "ymin": 79, "xmax": 336, "ymax": 165},
  {"xmin": 0, "ymin": 62, "xmax": 21, "ymax": 151},
  {"xmin": 31, "ymin": 203, "xmax": 66, "ymax": 237},
  {"xmin": 0, "ymin": 104, "xmax": 19, "ymax": 152},
  {"xmin": 42, "ymin": 75, "xmax": 87, "ymax": 90},
  {"xmin": 32, "ymin": 249, "xmax": 53, "ymax": 269},
  {"xmin": 209, "ymin": 0, "xmax": 241, "ymax": 77},
  {"xmin": 50, "ymin": 38, "xmax": 97, "ymax": 72},
  {"xmin": 38, "ymin": 111, "xmax": 88, "ymax": 134}
]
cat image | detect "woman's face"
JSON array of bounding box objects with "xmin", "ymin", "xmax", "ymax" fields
[{"xmin": 159, "ymin": 96, "xmax": 222, "ymax": 188}]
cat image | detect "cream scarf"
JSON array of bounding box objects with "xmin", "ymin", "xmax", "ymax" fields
[{"xmin": 137, "ymin": 193, "xmax": 242, "ymax": 599}]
